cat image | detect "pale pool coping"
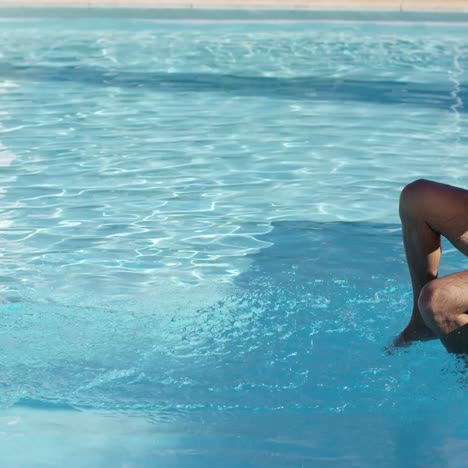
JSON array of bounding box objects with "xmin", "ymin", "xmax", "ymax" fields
[{"xmin": 0, "ymin": 0, "xmax": 467, "ymax": 12}]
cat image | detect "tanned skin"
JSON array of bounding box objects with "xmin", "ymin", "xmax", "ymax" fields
[{"xmin": 393, "ymin": 179, "xmax": 468, "ymax": 354}]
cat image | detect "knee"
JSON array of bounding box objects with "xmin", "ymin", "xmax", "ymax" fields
[
  {"xmin": 418, "ymin": 280, "xmax": 452, "ymax": 332},
  {"xmin": 399, "ymin": 179, "xmax": 434, "ymax": 220}
]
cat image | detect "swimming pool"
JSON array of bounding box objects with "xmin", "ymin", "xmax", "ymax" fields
[{"xmin": 0, "ymin": 9, "xmax": 467, "ymax": 466}]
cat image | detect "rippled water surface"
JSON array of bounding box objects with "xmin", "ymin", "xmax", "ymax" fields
[{"xmin": 0, "ymin": 11, "xmax": 468, "ymax": 467}]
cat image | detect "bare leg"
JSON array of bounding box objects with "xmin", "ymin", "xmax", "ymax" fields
[{"xmin": 394, "ymin": 179, "xmax": 468, "ymax": 349}]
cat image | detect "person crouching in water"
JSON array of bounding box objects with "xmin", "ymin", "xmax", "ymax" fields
[{"xmin": 394, "ymin": 179, "xmax": 468, "ymax": 353}]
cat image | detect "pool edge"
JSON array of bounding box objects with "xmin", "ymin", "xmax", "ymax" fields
[{"xmin": 0, "ymin": 1, "xmax": 467, "ymax": 14}]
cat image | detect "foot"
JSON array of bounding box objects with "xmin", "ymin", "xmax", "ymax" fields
[{"xmin": 393, "ymin": 321, "xmax": 436, "ymax": 348}]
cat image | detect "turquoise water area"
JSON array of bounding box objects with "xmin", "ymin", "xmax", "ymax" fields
[{"xmin": 0, "ymin": 10, "xmax": 468, "ymax": 466}]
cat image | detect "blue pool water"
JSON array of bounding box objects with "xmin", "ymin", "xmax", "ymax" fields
[{"xmin": 0, "ymin": 10, "xmax": 468, "ymax": 467}]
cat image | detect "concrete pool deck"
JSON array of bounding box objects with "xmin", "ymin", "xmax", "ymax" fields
[{"xmin": 0, "ymin": 0, "xmax": 467, "ymax": 12}]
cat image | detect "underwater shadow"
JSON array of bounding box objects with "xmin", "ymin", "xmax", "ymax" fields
[
  {"xmin": 0, "ymin": 63, "xmax": 464, "ymax": 112},
  {"xmin": 444, "ymin": 323, "xmax": 468, "ymax": 354},
  {"xmin": 235, "ymin": 221, "xmax": 406, "ymax": 289},
  {"xmin": 234, "ymin": 220, "xmax": 468, "ymax": 289}
]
